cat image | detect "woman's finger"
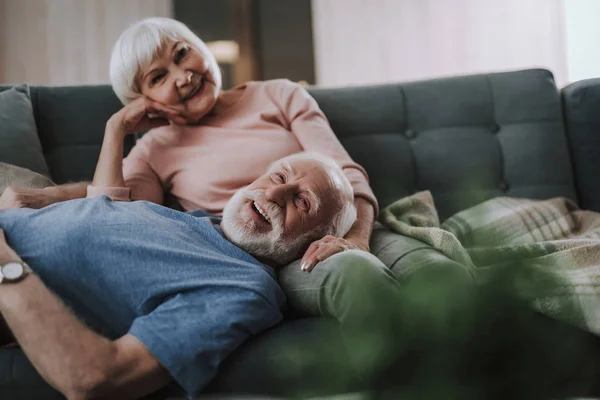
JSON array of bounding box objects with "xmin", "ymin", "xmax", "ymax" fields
[
  {"xmin": 145, "ymin": 105, "xmax": 187, "ymax": 125},
  {"xmin": 301, "ymin": 240, "xmax": 322, "ymax": 270},
  {"xmin": 148, "ymin": 101, "xmax": 181, "ymax": 116},
  {"xmin": 305, "ymin": 246, "xmax": 344, "ymax": 272}
]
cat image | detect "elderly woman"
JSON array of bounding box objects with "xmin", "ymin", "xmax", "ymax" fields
[{"xmin": 2, "ymin": 17, "xmax": 403, "ymax": 378}]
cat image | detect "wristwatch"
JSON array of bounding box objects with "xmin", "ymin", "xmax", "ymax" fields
[{"xmin": 0, "ymin": 261, "xmax": 31, "ymax": 284}]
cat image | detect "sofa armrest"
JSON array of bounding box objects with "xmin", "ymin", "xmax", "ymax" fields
[{"xmin": 562, "ymin": 78, "xmax": 600, "ymax": 212}]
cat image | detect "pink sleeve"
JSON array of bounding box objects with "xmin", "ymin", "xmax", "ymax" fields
[
  {"xmin": 86, "ymin": 185, "xmax": 130, "ymax": 201},
  {"xmin": 273, "ymin": 80, "xmax": 379, "ymax": 216},
  {"xmin": 86, "ymin": 135, "xmax": 165, "ymax": 205}
]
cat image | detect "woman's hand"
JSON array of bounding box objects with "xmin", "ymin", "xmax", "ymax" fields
[
  {"xmin": 0, "ymin": 187, "xmax": 60, "ymax": 210},
  {"xmin": 107, "ymin": 96, "xmax": 187, "ymax": 137},
  {"xmin": 300, "ymin": 235, "xmax": 368, "ymax": 272}
]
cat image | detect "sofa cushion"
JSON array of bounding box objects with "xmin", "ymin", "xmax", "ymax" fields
[
  {"xmin": 561, "ymin": 77, "xmax": 600, "ymax": 213},
  {"xmin": 308, "ymin": 69, "xmax": 577, "ymax": 220},
  {"xmin": 29, "ymin": 85, "xmax": 133, "ymax": 184},
  {"xmin": 0, "ymin": 318, "xmax": 360, "ymax": 399},
  {"xmin": 0, "ymin": 86, "xmax": 51, "ymax": 178}
]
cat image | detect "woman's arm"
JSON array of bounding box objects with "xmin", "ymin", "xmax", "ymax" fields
[
  {"xmin": 344, "ymin": 196, "xmax": 376, "ymax": 251},
  {"xmin": 0, "ymin": 183, "xmax": 88, "ymax": 210},
  {"xmin": 92, "ymin": 121, "xmax": 128, "ymax": 188},
  {"xmin": 89, "ymin": 97, "xmax": 186, "ymax": 202}
]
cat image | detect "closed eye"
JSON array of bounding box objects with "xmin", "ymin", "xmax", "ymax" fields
[
  {"xmin": 294, "ymin": 196, "xmax": 310, "ymax": 211},
  {"xmin": 271, "ymin": 172, "xmax": 286, "ymax": 183}
]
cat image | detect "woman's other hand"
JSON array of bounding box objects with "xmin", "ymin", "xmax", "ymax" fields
[
  {"xmin": 300, "ymin": 235, "xmax": 368, "ymax": 272},
  {"xmin": 107, "ymin": 96, "xmax": 187, "ymax": 137},
  {"xmin": 0, "ymin": 187, "xmax": 60, "ymax": 210}
]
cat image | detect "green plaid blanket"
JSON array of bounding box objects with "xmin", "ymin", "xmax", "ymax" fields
[{"xmin": 380, "ymin": 191, "xmax": 600, "ymax": 335}]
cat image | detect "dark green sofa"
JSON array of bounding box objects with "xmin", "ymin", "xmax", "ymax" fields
[{"xmin": 2, "ymin": 68, "xmax": 600, "ymax": 399}]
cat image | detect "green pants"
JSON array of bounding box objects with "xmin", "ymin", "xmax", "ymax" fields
[{"xmin": 277, "ymin": 223, "xmax": 474, "ymax": 382}]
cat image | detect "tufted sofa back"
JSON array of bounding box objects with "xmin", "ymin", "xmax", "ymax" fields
[
  {"xmin": 309, "ymin": 69, "xmax": 576, "ymax": 219},
  {"xmin": 0, "ymin": 69, "xmax": 578, "ymax": 220}
]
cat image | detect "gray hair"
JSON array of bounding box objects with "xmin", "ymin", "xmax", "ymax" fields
[
  {"xmin": 271, "ymin": 153, "xmax": 357, "ymax": 238},
  {"xmin": 109, "ymin": 17, "xmax": 222, "ymax": 105}
]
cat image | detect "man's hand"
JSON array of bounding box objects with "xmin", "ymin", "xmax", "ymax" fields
[
  {"xmin": 0, "ymin": 186, "xmax": 59, "ymax": 210},
  {"xmin": 300, "ymin": 235, "xmax": 368, "ymax": 272}
]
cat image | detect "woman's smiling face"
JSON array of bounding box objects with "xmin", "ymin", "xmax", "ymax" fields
[{"xmin": 137, "ymin": 41, "xmax": 220, "ymax": 124}]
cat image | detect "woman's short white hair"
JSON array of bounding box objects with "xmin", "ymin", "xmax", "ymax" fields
[
  {"xmin": 109, "ymin": 17, "xmax": 222, "ymax": 105},
  {"xmin": 273, "ymin": 152, "xmax": 358, "ymax": 238}
]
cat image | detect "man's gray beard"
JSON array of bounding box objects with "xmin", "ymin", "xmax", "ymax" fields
[{"xmin": 222, "ymin": 187, "xmax": 319, "ymax": 265}]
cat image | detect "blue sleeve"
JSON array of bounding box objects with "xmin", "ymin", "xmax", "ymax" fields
[{"xmin": 128, "ymin": 286, "xmax": 283, "ymax": 396}]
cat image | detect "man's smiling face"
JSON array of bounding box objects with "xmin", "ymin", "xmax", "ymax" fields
[{"xmin": 221, "ymin": 156, "xmax": 346, "ymax": 265}]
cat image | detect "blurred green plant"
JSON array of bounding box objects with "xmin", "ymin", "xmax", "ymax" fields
[{"xmin": 267, "ymin": 258, "xmax": 596, "ymax": 400}]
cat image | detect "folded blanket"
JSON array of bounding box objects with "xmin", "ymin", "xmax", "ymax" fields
[{"xmin": 380, "ymin": 191, "xmax": 600, "ymax": 335}]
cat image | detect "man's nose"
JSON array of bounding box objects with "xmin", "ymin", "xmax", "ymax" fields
[{"xmin": 265, "ymin": 184, "xmax": 295, "ymax": 208}]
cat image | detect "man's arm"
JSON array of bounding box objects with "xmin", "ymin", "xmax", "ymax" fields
[
  {"xmin": 0, "ymin": 229, "xmax": 171, "ymax": 399},
  {"xmin": 0, "ymin": 182, "xmax": 88, "ymax": 210}
]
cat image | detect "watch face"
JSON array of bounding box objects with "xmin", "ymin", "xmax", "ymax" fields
[{"xmin": 2, "ymin": 262, "xmax": 24, "ymax": 280}]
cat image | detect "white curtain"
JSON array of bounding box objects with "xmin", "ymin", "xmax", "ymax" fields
[
  {"xmin": 0, "ymin": 0, "xmax": 172, "ymax": 85},
  {"xmin": 311, "ymin": 0, "xmax": 568, "ymax": 87}
]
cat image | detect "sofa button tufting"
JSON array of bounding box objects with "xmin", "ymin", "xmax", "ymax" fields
[
  {"xmin": 490, "ymin": 123, "xmax": 501, "ymax": 133},
  {"xmin": 499, "ymin": 181, "xmax": 510, "ymax": 191},
  {"xmin": 405, "ymin": 129, "xmax": 416, "ymax": 139}
]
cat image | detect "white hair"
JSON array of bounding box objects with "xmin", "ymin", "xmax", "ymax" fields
[
  {"xmin": 109, "ymin": 17, "xmax": 222, "ymax": 105},
  {"xmin": 272, "ymin": 152, "xmax": 357, "ymax": 238}
]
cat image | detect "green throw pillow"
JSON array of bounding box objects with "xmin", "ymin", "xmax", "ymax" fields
[{"xmin": 0, "ymin": 85, "xmax": 51, "ymax": 177}]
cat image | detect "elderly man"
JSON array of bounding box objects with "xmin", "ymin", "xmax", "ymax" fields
[{"xmin": 0, "ymin": 153, "xmax": 356, "ymax": 399}]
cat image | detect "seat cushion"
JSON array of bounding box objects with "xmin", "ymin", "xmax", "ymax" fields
[
  {"xmin": 0, "ymin": 86, "xmax": 51, "ymax": 178},
  {"xmin": 0, "ymin": 318, "xmax": 360, "ymax": 399}
]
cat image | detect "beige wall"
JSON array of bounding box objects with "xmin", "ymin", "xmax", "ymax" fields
[
  {"xmin": 563, "ymin": 0, "xmax": 600, "ymax": 82},
  {"xmin": 0, "ymin": 0, "xmax": 173, "ymax": 85},
  {"xmin": 311, "ymin": 0, "xmax": 569, "ymax": 87}
]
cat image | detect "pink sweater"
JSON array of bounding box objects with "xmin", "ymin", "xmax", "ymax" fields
[{"xmin": 88, "ymin": 79, "xmax": 378, "ymax": 216}]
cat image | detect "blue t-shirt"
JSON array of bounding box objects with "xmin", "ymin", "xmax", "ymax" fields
[{"xmin": 0, "ymin": 196, "xmax": 285, "ymax": 395}]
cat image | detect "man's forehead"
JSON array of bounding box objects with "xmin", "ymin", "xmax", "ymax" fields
[{"xmin": 271, "ymin": 159, "xmax": 340, "ymax": 209}]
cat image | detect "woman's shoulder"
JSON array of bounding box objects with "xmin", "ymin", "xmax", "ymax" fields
[
  {"xmin": 249, "ymin": 79, "xmax": 303, "ymax": 92},
  {"xmin": 242, "ymin": 79, "xmax": 307, "ymax": 105}
]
